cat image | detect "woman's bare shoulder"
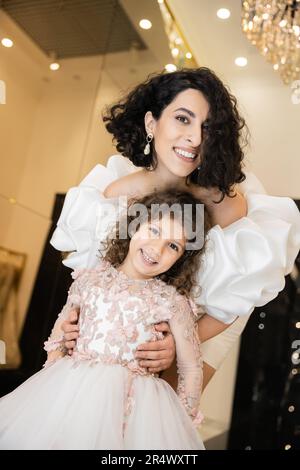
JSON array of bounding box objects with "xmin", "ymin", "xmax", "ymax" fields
[
  {"xmin": 103, "ymin": 170, "xmax": 144, "ymax": 198},
  {"xmin": 208, "ymin": 191, "xmax": 248, "ymax": 228}
]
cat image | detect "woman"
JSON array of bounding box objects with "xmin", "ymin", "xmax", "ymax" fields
[{"xmin": 51, "ymin": 67, "xmax": 300, "ymax": 388}]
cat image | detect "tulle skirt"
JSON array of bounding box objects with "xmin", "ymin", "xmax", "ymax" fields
[{"xmin": 0, "ymin": 357, "xmax": 204, "ymax": 450}]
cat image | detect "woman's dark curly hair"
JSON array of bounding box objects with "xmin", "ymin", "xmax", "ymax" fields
[
  {"xmin": 99, "ymin": 189, "xmax": 211, "ymax": 299},
  {"xmin": 103, "ymin": 67, "xmax": 248, "ymax": 202}
]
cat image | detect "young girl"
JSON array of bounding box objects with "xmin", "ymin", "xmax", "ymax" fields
[{"xmin": 0, "ymin": 189, "xmax": 215, "ymax": 450}]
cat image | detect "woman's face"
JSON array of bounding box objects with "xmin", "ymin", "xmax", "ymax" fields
[{"xmin": 145, "ymin": 88, "xmax": 210, "ymax": 178}]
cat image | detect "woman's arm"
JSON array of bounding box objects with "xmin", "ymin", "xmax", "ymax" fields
[
  {"xmin": 197, "ymin": 313, "xmax": 234, "ymax": 343},
  {"xmin": 135, "ymin": 322, "xmax": 176, "ymax": 373},
  {"xmin": 207, "ymin": 190, "xmax": 247, "ymax": 228},
  {"xmin": 160, "ymin": 359, "xmax": 216, "ymax": 392}
]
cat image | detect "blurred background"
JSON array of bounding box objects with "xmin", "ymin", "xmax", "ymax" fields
[{"xmin": 0, "ymin": 0, "xmax": 299, "ymax": 450}]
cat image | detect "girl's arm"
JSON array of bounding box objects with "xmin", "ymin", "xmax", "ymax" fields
[
  {"xmin": 131, "ymin": 313, "xmax": 237, "ymax": 393},
  {"xmin": 45, "ymin": 349, "xmax": 65, "ymax": 366},
  {"xmin": 43, "ymin": 272, "xmax": 82, "ymax": 367},
  {"xmin": 159, "ymin": 319, "xmax": 234, "ymax": 393},
  {"xmin": 168, "ymin": 296, "xmax": 203, "ymax": 425}
]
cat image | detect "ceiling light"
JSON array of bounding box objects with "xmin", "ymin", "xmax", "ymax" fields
[
  {"xmin": 217, "ymin": 8, "xmax": 231, "ymax": 20},
  {"xmin": 186, "ymin": 52, "xmax": 192, "ymax": 59},
  {"xmin": 1, "ymin": 38, "xmax": 14, "ymax": 48},
  {"xmin": 171, "ymin": 47, "xmax": 179, "ymax": 57},
  {"xmin": 50, "ymin": 62, "xmax": 60, "ymax": 71},
  {"xmin": 165, "ymin": 64, "xmax": 177, "ymax": 72},
  {"xmin": 175, "ymin": 38, "xmax": 183, "ymax": 45},
  {"xmin": 235, "ymin": 57, "xmax": 248, "ymax": 67},
  {"xmin": 139, "ymin": 19, "xmax": 152, "ymax": 30},
  {"xmin": 49, "ymin": 51, "xmax": 60, "ymax": 71}
]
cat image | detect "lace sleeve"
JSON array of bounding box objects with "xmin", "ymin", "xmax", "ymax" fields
[
  {"xmin": 168, "ymin": 295, "xmax": 203, "ymax": 426},
  {"xmin": 43, "ymin": 270, "xmax": 83, "ymax": 356}
]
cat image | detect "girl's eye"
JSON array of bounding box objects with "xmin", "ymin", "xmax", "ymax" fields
[
  {"xmin": 149, "ymin": 226, "xmax": 159, "ymax": 235},
  {"xmin": 169, "ymin": 242, "xmax": 179, "ymax": 252},
  {"xmin": 176, "ymin": 115, "xmax": 189, "ymax": 124}
]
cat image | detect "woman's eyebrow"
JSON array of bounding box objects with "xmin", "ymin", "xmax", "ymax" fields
[{"xmin": 174, "ymin": 107, "xmax": 196, "ymax": 118}]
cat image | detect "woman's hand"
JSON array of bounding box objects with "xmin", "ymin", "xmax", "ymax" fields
[
  {"xmin": 62, "ymin": 308, "xmax": 80, "ymax": 355},
  {"xmin": 135, "ymin": 322, "xmax": 176, "ymax": 374}
]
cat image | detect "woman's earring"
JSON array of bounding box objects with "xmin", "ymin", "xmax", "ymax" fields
[{"xmin": 144, "ymin": 133, "xmax": 153, "ymax": 155}]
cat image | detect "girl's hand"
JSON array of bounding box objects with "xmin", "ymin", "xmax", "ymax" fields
[
  {"xmin": 62, "ymin": 308, "xmax": 80, "ymax": 355},
  {"xmin": 135, "ymin": 322, "xmax": 176, "ymax": 374}
]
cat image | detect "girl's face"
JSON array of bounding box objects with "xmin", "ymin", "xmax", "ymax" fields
[
  {"xmin": 145, "ymin": 88, "xmax": 210, "ymax": 178},
  {"xmin": 122, "ymin": 215, "xmax": 186, "ymax": 280}
]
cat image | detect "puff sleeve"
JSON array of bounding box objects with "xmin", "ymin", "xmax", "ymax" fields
[
  {"xmin": 50, "ymin": 155, "xmax": 136, "ymax": 269},
  {"xmin": 195, "ymin": 172, "xmax": 300, "ymax": 324}
]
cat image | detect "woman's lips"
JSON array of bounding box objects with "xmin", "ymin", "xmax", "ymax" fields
[{"xmin": 173, "ymin": 147, "xmax": 198, "ymax": 163}]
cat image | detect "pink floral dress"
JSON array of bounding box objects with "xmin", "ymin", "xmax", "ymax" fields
[{"xmin": 0, "ymin": 259, "xmax": 204, "ymax": 450}]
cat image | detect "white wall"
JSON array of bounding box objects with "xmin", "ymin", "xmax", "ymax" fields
[
  {"xmin": 231, "ymin": 78, "xmax": 300, "ymax": 198},
  {"xmin": 0, "ymin": 10, "xmax": 44, "ymax": 244}
]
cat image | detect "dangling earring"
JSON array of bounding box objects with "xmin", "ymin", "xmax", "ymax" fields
[{"xmin": 144, "ymin": 133, "xmax": 153, "ymax": 155}]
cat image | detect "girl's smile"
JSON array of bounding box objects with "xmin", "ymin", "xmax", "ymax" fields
[{"xmin": 140, "ymin": 248, "xmax": 159, "ymax": 266}]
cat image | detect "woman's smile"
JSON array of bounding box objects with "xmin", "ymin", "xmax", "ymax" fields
[{"xmin": 173, "ymin": 146, "xmax": 198, "ymax": 163}]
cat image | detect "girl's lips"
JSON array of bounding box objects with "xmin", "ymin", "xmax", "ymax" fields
[
  {"xmin": 173, "ymin": 148, "xmax": 198, "ymax": 163},
  {"xmin": 140, "ymin": 249, "xmax": 158, "ymax": 267}
]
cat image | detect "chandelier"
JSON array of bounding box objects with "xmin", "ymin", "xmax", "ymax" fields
[{"xmin": 242, "ymin": 1, "xmax": 300, "ymax": 84}]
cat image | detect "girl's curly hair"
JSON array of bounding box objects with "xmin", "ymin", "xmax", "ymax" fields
[
  {"xmin": 103, "ymin": 67, "xmax": 248, "ymax": 202},
  {"xmin": 99, "ymin": 189, "xmax": 211, "ymax": 299}
]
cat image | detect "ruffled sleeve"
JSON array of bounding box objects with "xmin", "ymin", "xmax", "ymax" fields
[
  {"xmin": 196, "ymin": 171, "xmax": 300, "ymax": 324},
  {"xmin": 50, "ymin": 155, "xmax": 136, "ymax": 270}
]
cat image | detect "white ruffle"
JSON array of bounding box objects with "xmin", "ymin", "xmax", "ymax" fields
[
  {"xmin": 196, "ymin": 192, "xmax": 300, "ymax": 323},
  {"xmin": 50, "ymin": 155, "xmax": 300, "ymax": 324}
]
